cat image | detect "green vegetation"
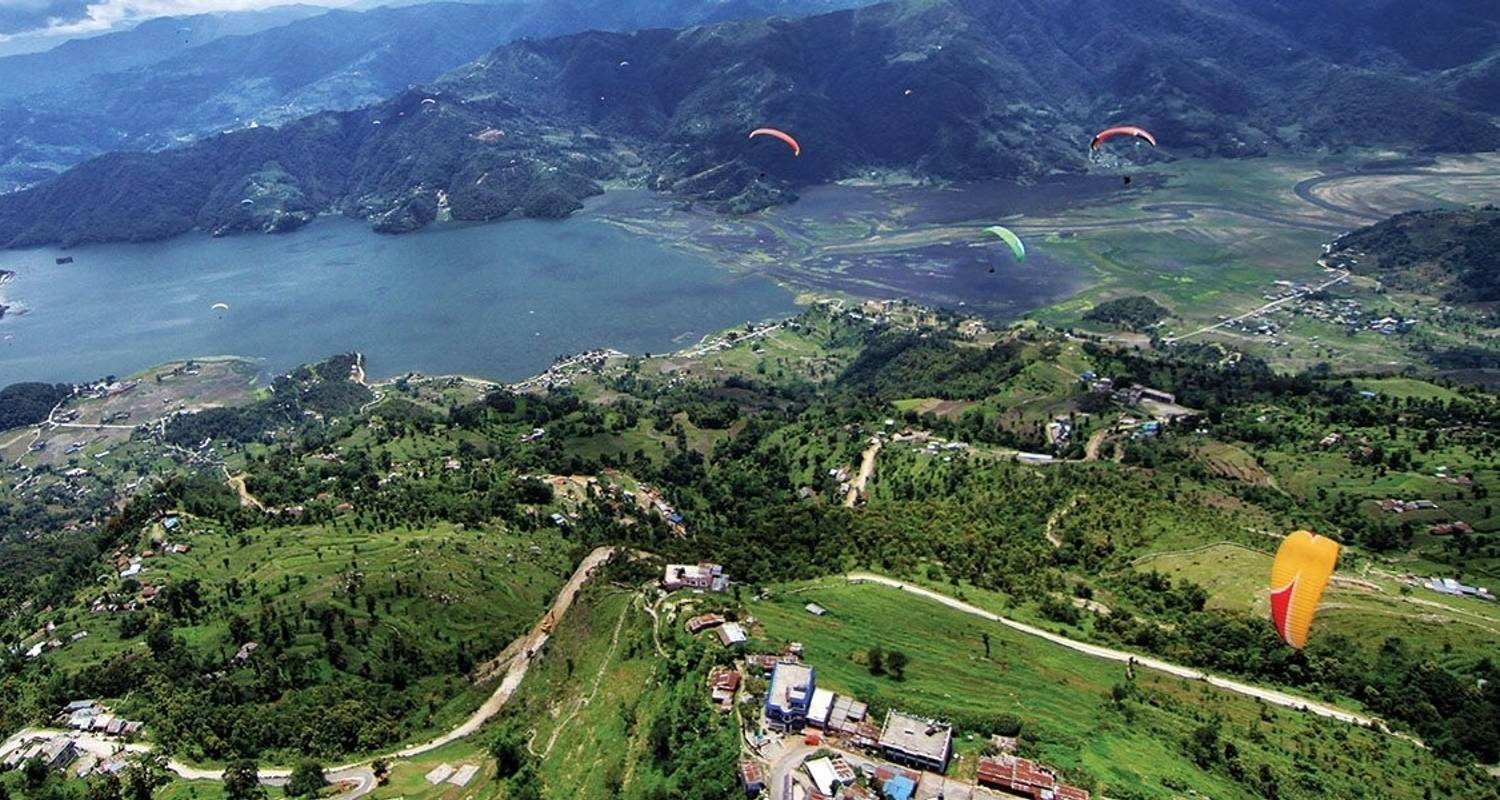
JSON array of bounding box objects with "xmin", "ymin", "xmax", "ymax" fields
[
  {"xmin": 0, "ymin": 382, "xmax": 71, "ymax": 430},
  {"xmin": 1083, "ymin": 295, "xmax": 1171, "ymax": 330},
  {"xmin": 1, "ymin": 303, "xmax": 1497, "ymax": 796},
  {"xmin": 1332, "ymin": 207, "xmax": 1500, "ymax": 302}
]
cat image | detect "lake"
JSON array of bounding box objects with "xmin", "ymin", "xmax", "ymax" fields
[{"xmin": 0, "ymin": 204, "xmax": 799, "ymax": 384}]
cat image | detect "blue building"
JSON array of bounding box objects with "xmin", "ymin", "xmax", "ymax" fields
[{"xmin": 763, "ymin": 662, "xmax": 815, "ymax": 731}]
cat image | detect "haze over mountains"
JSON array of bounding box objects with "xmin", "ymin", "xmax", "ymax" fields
[
  {"xmin": 0, "ymin": 0, "xmax": 877, "ymax": 194},
  {"xmin": 2, "ymin": 0, "xmax": 1499, "ymax": 248}
]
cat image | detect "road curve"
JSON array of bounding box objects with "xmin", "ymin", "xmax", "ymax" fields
[
  {"xmin": 0, "ymin": 546, "xmax": 625, "ymax": 798},
  {"xmin": 1291, "ymin": 169, "xmax": 1500, "ymax": 221},
  {"xmin": 844, "ymin": 572, "xmax": 1416, "ymax": 740}
]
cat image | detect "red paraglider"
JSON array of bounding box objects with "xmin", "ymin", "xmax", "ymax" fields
[
  {"xmin": 1090, "ymin": 126, "xmax": 1157, "ymax": 150},
  {"xmin": 749, "ymin": 127, "xmax": 801, "ymax": 157}
]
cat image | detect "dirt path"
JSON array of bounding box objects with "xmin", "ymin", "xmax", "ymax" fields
[
  {"xmin": 529, "ymin": 593, "xmax": 632, "ymax": 759},
  {"xmin": 843, "ymin": 436, "xmax": 882, "ymax": 507},
  {"xmin": 1083, "ymin": 429, "xmax": 1109, "ymax": 462},
  {"xmin": 844, "ymin": 572, "xmax": 1418, "ymax": 743},
  {"xmin": 1043, "ymin": 494, "xmax": 1085, "ymax": 548},
  {"xmin": 224, "ymin": 469, "xmax": 265, "ymax": 511}
]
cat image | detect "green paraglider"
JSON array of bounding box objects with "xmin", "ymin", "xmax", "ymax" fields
[{"xmin": 983, "ymin": 225, "xmax": 1025, "ymax": 272}]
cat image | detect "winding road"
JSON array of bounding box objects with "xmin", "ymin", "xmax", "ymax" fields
[
  {"xmin": 844, "ymin": 572, "xmax": 1418, "ymax": 743},
  {"xmin": 1, "ymin": 546, "xmax": 626, "ymax": 798}
]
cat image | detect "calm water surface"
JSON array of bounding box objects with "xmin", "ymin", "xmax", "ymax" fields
[{"xmin": 0, "ymin": 207, "xmax": 798, "ymax": 384}]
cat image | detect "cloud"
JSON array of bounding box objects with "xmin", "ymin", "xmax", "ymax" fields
[{"xmin": 0, "ymin": 0, "xmax": 339, "ymax": 39}]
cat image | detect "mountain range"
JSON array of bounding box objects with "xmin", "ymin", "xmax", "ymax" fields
[
  {"xmin": 0, "ymin": 0, "xmax": 878, "ymax": 194},
  {"xmin": 1, "ymin": 0, "xmax": 1498, "ymax": 247}
]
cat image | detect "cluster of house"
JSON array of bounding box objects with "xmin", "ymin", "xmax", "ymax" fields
[
  {"xmin": 1289, "ymin": 294, "xmax": 1363, "ymax": 328},
  {"xmin": 1377, "ymin": 498, "xmax": 1439, "ymax": 514},
  {"xmin": 685, "ymin": 612, "xmax": 749, "ymax": 648},
  {"xmin": 80, "ymin": 380, "xmax": 140, "ymax": 400},
  {"xmin": 890, "ymin": 429, "xmax": 970, "ymax": 460},
  {"xmin": 1429, "ymin": 521, "xmax": 1473, "ymax": 536},
  {"xmin": 976, "ymin": 750, "xmax": 1091, "ymax": 800},
  {"xmin": 1110, "ymin": 384, "xmax": 1176, "ymax": 408},
  {"xmin": 1423, "ymin": 576, "xmax": 1494, "ymax": 601},
  {"xmin": 749, "ymin": 658, "xmax": 1091, "ymax": 800},
  {"xmin": 3, "ymin": 736, "xmax": 87, "ymax": 774},
  {"xmin": 18, "ymin": 621, "xmax": 91, "ymax": 658},
  {"xmin": 506, "ymin": 348, "xmax": 629, "ymax": 393},
  {"xmin": 59, "ymin": 699, "xmax": 144, "ymax": 738},
  {"xmin": 1, "ymin": 732, "xmax": 133, "ymax": 778},
  {"xmin": 637, "ymin": 484, "xmax": 686, "ymax": 531}
]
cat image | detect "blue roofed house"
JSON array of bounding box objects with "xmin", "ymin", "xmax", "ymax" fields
[
  {"xmin": 882, "ymin": 774, "xmax": 916, "ymax": 800},
  {"xmin": 764, "ymin": 662, "xmax": 815, "ymax": 731}
]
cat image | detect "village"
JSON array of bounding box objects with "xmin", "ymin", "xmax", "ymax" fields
[
  {"xmin": 0, "ymin": 699, "xmax": 144, "ymax": 779},
  {"xmin": 659, "ymin": 562, "xmax": 1092, "ymax": 800},
  {"xmin": 8, "ymin": 514, "xmax": 194, "ymax": 662}
]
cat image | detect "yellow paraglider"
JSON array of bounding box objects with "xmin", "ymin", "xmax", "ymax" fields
[{"xmin": 1268, "ymin": 530, "xmax": 1339, "ymax": 649}]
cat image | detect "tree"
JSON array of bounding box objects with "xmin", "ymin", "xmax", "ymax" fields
[
  {"xmin": 1187, "ymin": 724, "xmax": 1221, "ymax": 768},
  {"xmin": 490, "ymin": 727, "xmax": 528, "ymax": 779},
  {"xmin": 123, "ymin": 752, "xmax": 170, "ymax": 800},
  {"xmin": 886, "ymin": 650, "xmax": 909, "ymax": 680},
  {"xmin": 867, "ymin": 647, "xmax": 885, "ymax": 676},
  {"xmin": 286, "ymin": 761, "xmax": 328, "ymax": 798},
  {"xmin": 223, "ymin": 759, "xmax": 266, "ymax": 800},
  {"xmin": 23, "ymin": 757, "xmax": 50, "ymax": 791},
  {"xmin": 371, "ymin": 759, "xmax": 390, "ymax": 786},
  {"xmin": 981, "ymin": 631, "xmax": 991, "ymax": 659},
  {"xmin": 85, "ymin": 774, "xmax": 124, "ymax": 800}
]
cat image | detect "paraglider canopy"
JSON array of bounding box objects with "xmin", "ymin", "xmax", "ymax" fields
[
  {"xmin": 1269, "ymin": 530, "xmax": 1339, "ymax": 649},
  {"xmin": 1090, "ymin": 125, "xmax": 1157, "ymax": 150},
  {"xmin": 983, "ymin": 225, "xmax": 1025, "ymax": 263},
  {"xmin": 211, "ymin": 303, "xmax": 230, "ymax": 312},
  {"xmin": 748, "ymin": 127, "xmax": 801, "ymax": 157}
]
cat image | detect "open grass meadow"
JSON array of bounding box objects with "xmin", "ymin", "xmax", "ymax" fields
[
  {"xmin": 370, "ymin": 738, "xmax": 499, "ymax": 800},
  {"xmin": 746, "ymin": 579, "xmax": 1486, "ymax": 799}
]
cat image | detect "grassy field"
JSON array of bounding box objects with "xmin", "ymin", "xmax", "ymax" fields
[
  {"xmin": 1135, "ymin": 541, "xmax": 1500, "ymax": 668},
  {"xmin": 370, "ymin": 738, "xmax": 499, "ymax": 800},
  {"xmin": 746, "ymin": 579, "xmax": 1485, "ymax": 799}
]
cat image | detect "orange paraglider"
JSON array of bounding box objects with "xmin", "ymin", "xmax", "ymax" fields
[
  {"xmin": 1090, "ymin": 125, "xmax": 1157, "ymax": 150},
  {"xmin": 749, "ymin": 127, "xmax": 801, "ymax": 157},
  {"xmin": 1268, "ymin": 530, "xmax": 1340, "ymax": 649}
]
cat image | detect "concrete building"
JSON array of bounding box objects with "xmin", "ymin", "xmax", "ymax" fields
[
  {"xmin": 764, "ymin": 662, "xmax": 816, "ymax": 731},
  {"xmin": 878, "ymin": 711, "xmax": 952, "ymax": 772},
  {"xmin": 807, "ymin": 688, "xmax": 835, "ymax": 729},
  {"xmin": 716, "ymin": 622, "xmax": 747, "ymax": 647},
  {"xmin": 662, "ymin": 562, "xmax": 729, "ymax": 592}
]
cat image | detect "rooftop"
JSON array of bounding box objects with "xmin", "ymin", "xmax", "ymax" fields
[
  {"xmin": 767, "ymin": 662, "xmax": 815, "ymax": 712},
  {"xmin": 879, "ymin": 710, "xmax": 952, "ymax": 763}
]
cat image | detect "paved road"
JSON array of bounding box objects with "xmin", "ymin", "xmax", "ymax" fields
[
  {"xmin": 844, "ymin": 572, "xmax": 1416, "ymax": 740},
  {"xmin": 1164, "ymin": 269, "xmax": 1349, "ymax": 344},
  {"xmin": 1, "ymin": 546, "xmax": 624, "ymax": 798},
  {"xmin": 1292, "ymin": 167, "xmax": 1500, "ymax": 221}
]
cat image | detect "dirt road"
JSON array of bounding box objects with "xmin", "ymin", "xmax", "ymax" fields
[
  {"xmin": 2, "ymin": 546, "xmax": 625, "ymax": 798},
  {"xmin": 845, "ymin": 572, "xmax": 1417, "ymax": 741},
  {"xmin": 843, "ymin": 436, "xmax": 882, "ymax": 507}
]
